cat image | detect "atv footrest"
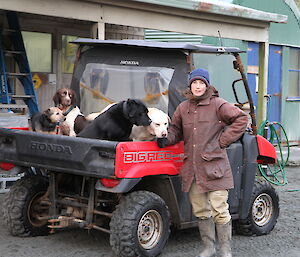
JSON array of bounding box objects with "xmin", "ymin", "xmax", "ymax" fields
[
  {"xmin": 0, "ymin": 173, "xmax": 22, "ymax": 193},
  {"xmin": 48, "ymin": 216, "xmax": 86, "ymax": 229}
]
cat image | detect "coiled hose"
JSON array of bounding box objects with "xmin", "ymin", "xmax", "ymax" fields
[{"xmin": 257, "ymin": 120, "xmax": 290, "ymax": 186}]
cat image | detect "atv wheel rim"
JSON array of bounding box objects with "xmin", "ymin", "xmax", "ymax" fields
[
  {"xmin": 137, "ymin": 210, "xmax": 163, "ymax": 249},
  {"xmin": 252, "ymin": 193, "xmax": 273, "ymax": 227},
  {"xmin": 28, "ymin": 192, "xmax": 49, "ymax": 227}
]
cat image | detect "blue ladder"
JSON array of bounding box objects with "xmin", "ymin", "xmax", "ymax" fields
[{"xmin": 0, "ymin": 11, "xmax": 39, "ymax": 115}]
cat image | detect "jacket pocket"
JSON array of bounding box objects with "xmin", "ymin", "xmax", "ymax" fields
[{"xmin": 201, "ymin": 151, "xmax": 226, "ymax": 181}]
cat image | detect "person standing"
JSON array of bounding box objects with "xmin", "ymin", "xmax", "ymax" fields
[{"xmin": 157, "ymin": 68, "xmax": 248, "ymax": 257}]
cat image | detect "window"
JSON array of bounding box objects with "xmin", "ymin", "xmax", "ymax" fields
[
  {"xmin": 79, "ymin": 63, "xmax": 174, "ymax": 115},
  {"xmin": 288, "ymin": 48, "xmax": 300, "ymax": 97},
  {"xmin": 62, "ymin": 35, "xmax": 78, "ymax": 73},
  {"xmin": 22, "ymin": 31, "xmax": 51, "ymax": 72}
]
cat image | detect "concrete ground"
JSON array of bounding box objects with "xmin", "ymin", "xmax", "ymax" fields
[
  {"xmin": 282, "ymin": 145, "xmax": 300, "ymax": 167},
  {"xmin": 0, "ymin": 166, "xmax": 299, "ymax": 257}
]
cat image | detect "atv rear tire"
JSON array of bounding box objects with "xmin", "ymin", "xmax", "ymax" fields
[
  {"xmin": 110, "ymin": 191, "xmax": 170, "ymax": 257},
  {"xmin": 3, "ymin": 175, "xmax": 50, "ymax": 236},
  {"xmin": 235, "ymin": 178, "xmax": 279, "ymax": 236}
]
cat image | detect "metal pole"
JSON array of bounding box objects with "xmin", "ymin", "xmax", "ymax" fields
[
  {"xmin": 234, "ymin": 53, "xmax": 257, "ymax": 135},
  {"xmin": 257, "ymin": 42, "xmax": 269, "ymax": 126}
]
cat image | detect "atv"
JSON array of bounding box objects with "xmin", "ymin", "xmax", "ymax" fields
[{"xmin": 0, "ymin": 39, "xmax": 279, "ymax": 257}]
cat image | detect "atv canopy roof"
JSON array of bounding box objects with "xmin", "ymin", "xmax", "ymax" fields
[
  {"xmin": 70, "ymin": 39, "xmax": 243, "ymax": 117},
  {"xmin": 72, "ymin": 38, "xmax": 244, "ymax": 54}
]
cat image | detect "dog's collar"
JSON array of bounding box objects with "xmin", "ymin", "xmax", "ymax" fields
[
  {"xmin": 63, "ymin": 106, "xmax": 74, "ymax": 116},
  {"xmin": 55, "ymin": 122, "xmax": 60, "ymax": 134}
]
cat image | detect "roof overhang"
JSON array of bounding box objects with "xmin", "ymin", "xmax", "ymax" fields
[
  {"xmin": 0, "ymin": 0, "xmax": 288, "ymax": 42},
  {"xmin": 130, "ymin": 0, "xmax": 287, "ymax": 24}
]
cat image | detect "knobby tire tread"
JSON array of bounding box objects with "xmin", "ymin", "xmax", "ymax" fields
[
  {"xmin": 3, "ymin": 175, "xmax": 49, "ymax": 237},
  {"xmin": 235, "ymin": 178, "xmax": 279, "ymax": 236},
  {"xmin": 110, "ymin": 191, "xmax": 170, "ymax": 257}
]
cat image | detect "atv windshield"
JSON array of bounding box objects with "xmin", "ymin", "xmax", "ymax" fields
[
  {"xmin": 71, "ymin": 44, "xmax": 189, "ymax": 117},
  {"xmin": 79, "ymin": 63, "xmax": 173, "ymax": 115}
]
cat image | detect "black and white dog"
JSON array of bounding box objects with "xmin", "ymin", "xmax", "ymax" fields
[{"xmin": 77, "ymin": 99, "xmax": 151, "ymax": 141}]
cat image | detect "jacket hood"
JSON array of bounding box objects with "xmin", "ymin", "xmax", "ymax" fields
[{"xmin": 211, "ymin": 86, "xmax": 219, "ymax": 97}]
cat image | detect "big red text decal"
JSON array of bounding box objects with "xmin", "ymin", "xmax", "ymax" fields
[{"xmin": 124, "ymin": 151, "xmax": 183, "ymax": 163}]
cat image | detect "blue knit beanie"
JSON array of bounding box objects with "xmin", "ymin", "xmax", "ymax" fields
[{"xmin": 188, "ymin": 68, "xmax": 210, "ymax": 87}]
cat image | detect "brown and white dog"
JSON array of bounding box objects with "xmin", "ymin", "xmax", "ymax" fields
[
  {"xmin": 52, "ymin": 88, "xmax": 77, "ymax": 112},
  {"xmin": 53, "ymin": 88, "xmax": 82, "ymax": 136}
]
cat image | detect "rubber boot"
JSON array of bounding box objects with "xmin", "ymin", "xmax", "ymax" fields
[
  {"xmin": 216, "ymin": 221, "xmax": 232, "ymax": 257},
  {"xmin": 196, "ymin": 218, "xmax": 216, "ymax": 257}
]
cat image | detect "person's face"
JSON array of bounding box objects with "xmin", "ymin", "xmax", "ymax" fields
[{"xmin": 191, "ymin": 79, "xmax": 207, "ymax": 96}]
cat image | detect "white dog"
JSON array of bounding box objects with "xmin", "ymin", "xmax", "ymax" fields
[{"xmin": 130, "ymin": 107, "xmax": 170, "ymax": 141}]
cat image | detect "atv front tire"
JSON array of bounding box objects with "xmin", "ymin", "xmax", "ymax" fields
[
  {"xmin": 3, "ymin": 175, "xmax": 50, "ymax": 236},
  {"xmin": 235, "ymin": 178, "xmax": 279, "ymax": 236},
  {"xmin": 110, "ymin": 191, "xmax": 170, "ymax": 257}
]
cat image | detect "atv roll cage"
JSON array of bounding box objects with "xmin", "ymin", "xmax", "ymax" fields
[{"xmin": 70, "ymin": 39, "xmax": 256, "ymax": 133}]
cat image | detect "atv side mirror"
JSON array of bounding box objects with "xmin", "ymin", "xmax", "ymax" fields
[
  {"xmin": 233, "ymin": 60, "xmax": 238, "ymax": 70},
  {"xmin": 232, "ymin": 78, "xmax": 248, "ymax": 105}
]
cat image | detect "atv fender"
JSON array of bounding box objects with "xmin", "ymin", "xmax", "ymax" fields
[
  {"xmin": 95, "ymin": 178, "xmax": 141, "ymax": 193},
  {"xmin": 256, "ymin": 135, "xmax": 277, "ymax": 164},
  {"xmin": 238, "ymin": 133, "xmax": 259, "ymax": 220}
]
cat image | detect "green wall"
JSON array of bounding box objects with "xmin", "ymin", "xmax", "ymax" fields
[{"xmin": 233, "ymin": 0, "xmax": 300, "ymax": 46}]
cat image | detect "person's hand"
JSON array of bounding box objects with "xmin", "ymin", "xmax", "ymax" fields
[{"xmin": 157, "ymin": 137, "xmax": 168, "ymax": 148}]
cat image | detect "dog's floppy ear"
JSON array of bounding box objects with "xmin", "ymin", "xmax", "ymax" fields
[
  {"xmin": 43, "ymin": 108, "xmax": 51, "ymax": 117},
  {"xmin": 70, "ymin": 89, "xmax": 77, "ymax": 106},
  {"xmin": 39, "ymin": 110, "xmax": 52, "ymax": 126},
  {"xmin": 53, "ymin": 92, "xmax": 61, "ymax": 106},
  {"xmin": 127, "ymin": 99, "xmax": 147, "ymax": 118},
  {"xmin": 126, "ymin": 99, "xmax": 138, "ymax": 118}
]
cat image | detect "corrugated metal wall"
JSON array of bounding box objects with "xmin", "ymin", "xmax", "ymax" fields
[{"xmin": 145, "ymin": 29, "xmax": 202, "ymax": 43}]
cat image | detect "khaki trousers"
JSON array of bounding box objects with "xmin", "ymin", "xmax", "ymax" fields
[{"xmin": 188, "ymin": 181, "xmax": 231, "ymax": 224}]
